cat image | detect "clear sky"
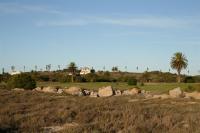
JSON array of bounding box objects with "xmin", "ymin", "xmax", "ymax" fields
[{"xmin": 0, "ymin": 0, "xmax": 200, "ymax": 75}]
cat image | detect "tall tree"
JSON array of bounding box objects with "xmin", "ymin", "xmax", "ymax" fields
[
  {"xmin": 23, "ymin": 66, "xmax": 26, "ymax": 72},
  {"xmin": 125, "ymin": 66, "xmax": 127, "ymax": 72},
  {"xmin": 46, "ymin": 64, "xmax": 51, "ymax": 71},
  {"xmin": 2, "ymin": 68, "xmax": 4, "ymax": 74},
  {"xmin": 103, "ymin": 66, "xmax": 106, "ymax": 71},
  {"xmin": 11, "ymin": 66, "xmax": 15, "ymax": 72},
  {"xmin": 58, "ymin": 65, "xmax": 61, "ymax": 71},
  {"xmin": 90, "ymin": 67, "xmax": 95, "ymax": 74},
  {"xmin": 170, "ymin": 52, "xmax": 188, "ymax": 83},
  {"xmin": 112, "ymin": 66, "xmax": 118, "ymax": 72},
  {"xmin": 35, "ymin": 65, "xmax": 38, "ymax": 72},
  {"xmin": 68, "ymin": 62, "xmax": 77, "ymax": 83},
  {"xmin": 136, "ymin": 66, "xmax": 139, "ymax": 71}
]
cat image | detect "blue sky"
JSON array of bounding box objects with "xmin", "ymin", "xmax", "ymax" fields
[{"xmin": 0, "ymin": 0, "xmax": 200, "ymax": 75}]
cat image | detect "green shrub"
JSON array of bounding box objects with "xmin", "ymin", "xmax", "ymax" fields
[
  {"xmin": 38, "ymin": 75, "xmax": 50, "ymax": 82},
  {"xmin": 0, "ymin": 82, "xmax": 7, "ymax": 89},
  {"xmin": 85, "ymin": 73, "xmax": 98, "ymax": 82},
  {"xmin": 185, "ymin": 85, "xmax": 196, "ymax": 92},
  {"xmin": 7, "ymin": 74, "xmax": 36, "ymax": 90},
  {"xmin": 184, "ymin": 76, "xmax": 195, "ymax": 83},
  {"xmin": 75, "ymin": 76, "xmax": 86, "ymax": 82},
  {"xmin": 127, "ymin": 77, "xmax": 137, "ymax": 86},
  {"xmin": 140, "ymin": 82, "xmax": 144, "ymax": 86}
]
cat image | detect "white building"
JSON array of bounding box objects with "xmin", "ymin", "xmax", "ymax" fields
[
  {"xmin": 80, "ymin": 67, "xmax": 91, "ymax": 75},
  {"xmin": 10, "ymin": 71, "xmax": 22, "ymax": 75}
]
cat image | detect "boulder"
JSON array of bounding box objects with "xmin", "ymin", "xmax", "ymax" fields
[
  {"xmin": 64, "ymin": 87, "xmax": 83, "ymax": 96},
  {"xmin": 90, "ymin": 91, "xmax": 99, "ymax": 97},
  {"xmin": 83, "ymin": 90, "xmax": 90, "ymax": 96},
  {"xmin": 122, "ymin": 88, "xmax": 141, "ymax": 96},
  {"xmin": 35, "ymin": 87, "xmax": 42, "ymax": 92},
  {"xmin": 115, "ymin": 90, "xmax": 122, "ymax": 96},
  {"xmin": 169, "ymin": 87, "xmax": 184, "ymax": 98},
  {"xmin": 57, "ymin": 89, "xmax": 64, "ymax": 94},
  {"xmin": 98, "ymin": 86, "xmax": 114, "ymax": 97},
  {"xmin": 184, "ymin": 92, "xmax": 200, "ymax": 99},
  {"xmin": 42, "ymin": 86, "xmax": 58, "ymax": 93},
  {"xmin": 13, "ymin": 88, "xmax": 24, "ymax": 91},
  {"xmin": 141, "ymin": 90, "xmax": 146, "ymax": 94}
]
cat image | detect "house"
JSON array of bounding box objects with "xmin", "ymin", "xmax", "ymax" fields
[
  {"xmin": 10, "ymin": 71, "xmax": 21, "ymax": 75},
  {"xmin": 80, "ymin": 67, "xmax": 91, "ymax": 75}
]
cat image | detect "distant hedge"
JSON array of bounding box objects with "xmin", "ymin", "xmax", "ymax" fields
[
  {"xmin": 127, "ymin": 77, "xmax": 137, "ymax": 86},
  {"xmin": 184, "ymin": 76, "xmax": 195, "ymax": 83},
  {"xmin": 7, "ymin": 74, "xmax": 36, "ymax": 90}
]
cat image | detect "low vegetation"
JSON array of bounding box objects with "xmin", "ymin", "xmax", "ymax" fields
[
  {"xmin": 7, "ymin": 74, "xmax": 36, "ymax": 90},
  {"xmin": 127, "ymin": 77, "xmax": 137, "ymax": 86},
  {"xmin": 1, "ymin": 89, "xmax": 200, "ymax": 132}
]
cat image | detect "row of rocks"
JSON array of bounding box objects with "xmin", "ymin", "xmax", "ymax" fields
[
  {"xmin": 12, "ymin": 86, "xmax": 200, "ymax": 99},
  {"xmin": 31, "ymin": 86, "xmax": 141, "ymax": 97}
]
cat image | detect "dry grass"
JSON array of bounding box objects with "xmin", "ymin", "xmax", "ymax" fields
[{"xmin": 1, "ymin": 90, "xmax": 200, "ymax": 133}]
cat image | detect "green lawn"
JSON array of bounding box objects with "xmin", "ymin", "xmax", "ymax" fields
[{"xmin": 37, "ymin": 82, "xmax": 200, "ymax": 93}]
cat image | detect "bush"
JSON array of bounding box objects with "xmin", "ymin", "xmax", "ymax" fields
[
  {"xmin": 38, "ymin": 75, "xmax": 50, "ymax": 82},
  {"xmin": 58, "ymin": 75, "xmax": 71, "ymax": 83},
  {"xmin": 127, "ymin": 77, "xmax": 137, "ymax": 86},
  {"xmin": 7, "ymin": 74, "xmax": 36, "ymax": 90},
  {"xmin": 0, "ymin": 82, "xmax": 7, "ymax": 89},
  {"xmin": 75, "ymin": 76, "xmax": 86, "ymax": 82},
  {"xmin": 0, "ymin": 73, "xmax": 11, "ymax": 83},
  {"xmin": 185, "ymin": 85, "xmax": 196, "ymax": 92},
  {"xmin": 184, "ymin": 76, "xmax": 195, "ymax": 83},
  {"xmin": 140, "ymin": 82, "xmax": 144, "ymax": 86},
  {"xmin": 84, "ymin": 73, "xmax": 98, "ymax": 82},
  {"xmin": 184, "ymin": 85, "xmax": 200, "ymax": 92}
]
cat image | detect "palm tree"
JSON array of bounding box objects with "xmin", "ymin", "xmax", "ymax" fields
[
  {"xmin": 2, "ymin": 68, "xmax": 4, "ymax": 74},
  {"xmin": 68, "ymin": 62, "xmax": 77, "ymax": 83},
  {"xmin": 112, "ymin": 66, "xmax": 118, "ymax": 72},
  {"xmin": 170, "ymin": 52, "xmax": 188, "ymax": 83},
  {"xmin": 46, "ymin": 64, "xmax": 51, "ymax": 71}
]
